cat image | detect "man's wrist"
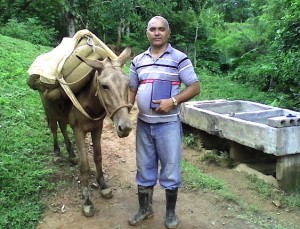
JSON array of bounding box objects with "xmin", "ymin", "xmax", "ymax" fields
[{"xmin": 171, "ymin": 97, "xmax": 178, "ymax": 105}]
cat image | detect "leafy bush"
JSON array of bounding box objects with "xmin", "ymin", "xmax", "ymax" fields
[
  {"xmin": 272, "ymin": 51, "xmax": 300, "ymax": 110},
  {"xmin": 183, "ymin": 133, "xmax": 197, "ymax": 149},
  {"xmin": 274, "ymin": 0, "xmax": 300, "ymax": 52},
  {"xmin": 0, "ymin": 18, "xmax": 57, "ymax": 46},
  {"xmin": 211, "ymin": 21, "xmax": 269, "ymax": 71},
  {"xmin": 230, "ymin": 54, "xmax": 277, "ymax": 91}
]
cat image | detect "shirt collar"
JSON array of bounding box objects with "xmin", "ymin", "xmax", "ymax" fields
[{"xmin": 144, "ymin": 44, "xmax": 173, "ymax": 57}]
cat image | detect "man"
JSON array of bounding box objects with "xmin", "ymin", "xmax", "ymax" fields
[{"xmin": 128, "ymin": 16, "xmax": 200, "ymax": 229}]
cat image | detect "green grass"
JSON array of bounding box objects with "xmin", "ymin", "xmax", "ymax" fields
[
  {"xmin": 248, "ymin": 175, "xmax": 300, "ymax": 208},
  {"xmin": 194, "ymin": 69, "xmax": 286, "ymax": 108},
  {"xmin": 0, "ymin": 34, "xmax": 55, "ymax": 228},
  {"xmin": 181, "ymin": 159, "xmax": 225, "ymax": 191},
  {"xmin": 181, "ymin": 160, "xmax": 297, "ymax": 229},
  {"xmin": 181, "ymin": 159, "xmax": 240, "ymax": 204}
]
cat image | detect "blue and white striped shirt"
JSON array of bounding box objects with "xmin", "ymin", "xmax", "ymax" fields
[{"xmin": 129, "ymin": 44, "xmax": 199, "ymax": 123}]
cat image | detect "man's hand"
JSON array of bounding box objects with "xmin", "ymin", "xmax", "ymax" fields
[{"xmin": 152, "ymin": 98, "xmax": 174, "ymax": 113}]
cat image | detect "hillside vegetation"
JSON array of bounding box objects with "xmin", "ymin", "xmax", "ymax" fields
[{"xmin": 0, "ymin": 35, "xmax": 53, "ymax": 228}]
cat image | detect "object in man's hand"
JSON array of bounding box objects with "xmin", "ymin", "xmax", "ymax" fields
[{"xmin": 150, "ymin": 80, "xmax": 172, "ymax": 109}]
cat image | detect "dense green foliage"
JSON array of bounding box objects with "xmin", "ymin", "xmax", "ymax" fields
[
  {"xmin": 0, "ymin": 0, "xmax": 299, "ymax": 110},
  {"xmin": 0, "ymin": 18, "xmax": 57, "ymax": 46}
]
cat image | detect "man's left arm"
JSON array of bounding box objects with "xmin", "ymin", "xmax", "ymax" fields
[
  {"xmin": 173, "ymin": 81, "xmax": 200, "ymax": 105},
  {"xmin": 155, "ymin": 55, "xmax": 200, "ymax": 113},
  {"xmin": 156, "ymin": 81, "xmax": 200, "ymax": 113}
]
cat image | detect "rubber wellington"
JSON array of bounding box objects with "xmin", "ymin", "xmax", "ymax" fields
[
  {"xmin": 165, "ymin": 188, "xmax": 179, "ymax": 229},
  {"xmin": 128, "ymin": 185, "xmax": 154, "ymax": 225}
]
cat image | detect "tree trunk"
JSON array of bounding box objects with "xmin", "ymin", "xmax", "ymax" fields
[
  {"xmin": 193, "ymin": 20, "xmax": 199, "ymax": 68},
  {"xmin": 66, "ymin": 13, "xmax": 76, "ymax": 37}
]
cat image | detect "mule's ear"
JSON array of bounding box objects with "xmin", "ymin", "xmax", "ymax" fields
[
  {"xmin": 116, "ymin": 47, "xmax": 132, "ymax": 66},
  {"xmin": 76, "ymin": 55, "xmax": 104, "ymax": 70}
]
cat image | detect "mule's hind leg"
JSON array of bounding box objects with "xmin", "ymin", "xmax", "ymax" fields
[
  {"xmin": 91, "ymin": 129, "xmax": 113, "ymax": 199},
  {"xmin": 58, "ymin": 121, "xmax": 77, "ymax": 165},
  {"xmin": 73, "ymin": 128, "xmax": 94, "ymax": 217},
  {"xmin": 47, "ymin": 118, "xmax": 62, "ymax": 161}
]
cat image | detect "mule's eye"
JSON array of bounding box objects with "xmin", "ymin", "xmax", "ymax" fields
[{"xmin": 101, "ymin": 84, "xmax": 110, "ymax": 90}]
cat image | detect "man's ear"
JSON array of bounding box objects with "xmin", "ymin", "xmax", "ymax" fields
[{"xmin": 167, "ymin": 29, "xmax": 171, "ymax": 38}]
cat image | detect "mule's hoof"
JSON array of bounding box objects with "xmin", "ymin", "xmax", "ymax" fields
[
  {"xmin": 100, "ymin": 187, "xmax": 113, "ymax": 199},
  {"xmin": 82, "ymin": 204, "xmax": 94, "ymax": 217}
]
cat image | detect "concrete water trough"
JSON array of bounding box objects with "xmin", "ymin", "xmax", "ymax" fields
[{"xmin": 180, "ymin": 100, "xmax": 300, "ymax": 191}]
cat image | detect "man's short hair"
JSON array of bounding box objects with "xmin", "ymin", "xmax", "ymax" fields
[{"xmin": 147, "ymin": 16, "xmax": 170, "ymax": 31}]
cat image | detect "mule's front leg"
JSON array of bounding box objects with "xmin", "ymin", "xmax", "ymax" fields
[
  {"xmin": 74, "ymin": 129, "xmax": 94, "ymax": 217},
  {"xmin": 91, "ymin": 129, "xmax": 113, "ymax": 199}
]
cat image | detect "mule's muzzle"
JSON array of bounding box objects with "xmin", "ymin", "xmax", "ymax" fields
[{"xmin": 116, "ymin": 120, "xmax": 132, "ymax": 138}]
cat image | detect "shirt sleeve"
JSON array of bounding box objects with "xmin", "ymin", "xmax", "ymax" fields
[
  {"xmin": 129, "ymin": 61, "xmax": 139, "ymax": 89},
  {"xmin": 177, "ymin": 55, "xmax": 199, "ymax": 86}
]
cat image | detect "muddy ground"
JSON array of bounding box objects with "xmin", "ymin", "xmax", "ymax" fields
[{"xmin": 38, "ymin": 107, "xmax": 300, "ymax": 229}]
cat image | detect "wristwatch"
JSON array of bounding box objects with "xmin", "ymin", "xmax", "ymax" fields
[{"xmin": 171, "ymin": 97, "xmax": 178, "ymax": 106}]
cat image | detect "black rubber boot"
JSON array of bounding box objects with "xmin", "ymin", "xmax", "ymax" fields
[
  {"xmin": 165, "ymin": 188, "xmax": 179, "ymax": 229},
  {"xmin": 128, "ymin": 185, "xmax": 154, "ymax": 226}
]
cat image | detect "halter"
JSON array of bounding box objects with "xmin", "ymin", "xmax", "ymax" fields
[{"xmin": 94, "ymin": 73, "xmax": 132, "ymax": 119}]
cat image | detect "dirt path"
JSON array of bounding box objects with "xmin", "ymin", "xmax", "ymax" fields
[{"xmin": 38, "ymin": 107, "xmax": 300, "ymax": 229}]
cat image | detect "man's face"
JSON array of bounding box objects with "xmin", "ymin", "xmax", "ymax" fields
[{"xmin": 146, "ymin": 18, "xmax": 170, "ymax": 49}]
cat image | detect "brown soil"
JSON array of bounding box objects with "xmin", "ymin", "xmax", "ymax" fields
[{"xmin": 38, "ymin": 107, "xmax": 300, "ymax": 229}]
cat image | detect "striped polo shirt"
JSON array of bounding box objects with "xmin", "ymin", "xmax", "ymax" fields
[{"xmin": 129, "ymin": 44, "xmax": 199, "ymax": 123}]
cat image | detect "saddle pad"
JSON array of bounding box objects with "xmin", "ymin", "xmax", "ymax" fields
[{"xmin": 27, "ymin": 37, "xmax": 74, "ymax": 84}]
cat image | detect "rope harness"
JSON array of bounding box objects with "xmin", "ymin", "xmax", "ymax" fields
[{"xmin": 94, "ymin": 75, "xmax": 132, "ymax": 119}]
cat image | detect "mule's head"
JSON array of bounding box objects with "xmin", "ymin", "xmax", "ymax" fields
[{"xmin": 76, "ymin": 47, "xmax": 132, "ymax": 137}]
